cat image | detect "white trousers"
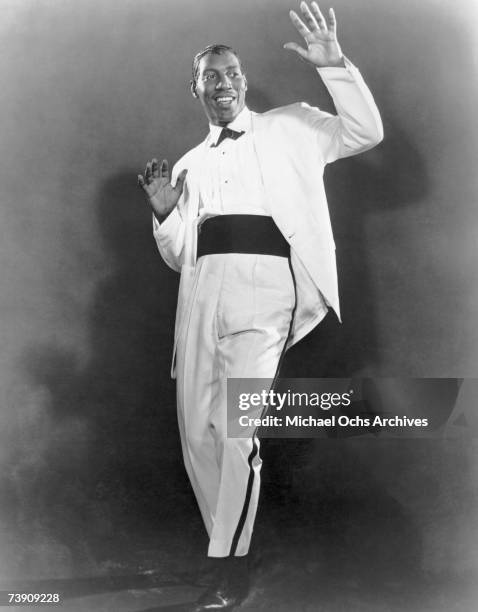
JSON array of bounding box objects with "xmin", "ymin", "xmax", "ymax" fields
[{"xmin": 175, "ymin": 253, "xmax": 295, "ymax": 557}]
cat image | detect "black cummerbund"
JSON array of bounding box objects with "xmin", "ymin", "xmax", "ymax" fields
[{"xmin": 197, "ymin": 214, "xmax": 290, "ymax": 259}]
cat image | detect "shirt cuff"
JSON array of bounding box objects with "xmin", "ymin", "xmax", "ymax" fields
[
  {"xmin": 316, "ymin": 55, "xmax": 357, "ymax": 78},
  {"xmin": 152, "ymin": 207, "xmax": 182, "ymax": 238}
]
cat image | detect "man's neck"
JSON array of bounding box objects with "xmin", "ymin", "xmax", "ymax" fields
[{"xmin": 208, "ymin": 105, "xmax": 250, "ymax": 131}]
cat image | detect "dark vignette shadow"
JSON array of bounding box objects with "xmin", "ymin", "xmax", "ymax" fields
[{"xmin": 3, "ymin": 171, "xmax": 204, "ymax": 580}]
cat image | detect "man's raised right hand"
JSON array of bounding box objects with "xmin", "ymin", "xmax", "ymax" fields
[{"xmin": 138, "ymin": 158, "xmax": 187, "ymax": 222}]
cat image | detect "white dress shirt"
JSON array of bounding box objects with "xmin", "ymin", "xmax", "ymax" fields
[{"xmin": 199, "ymin": 106, "xmax": 269, "ymax": 217}]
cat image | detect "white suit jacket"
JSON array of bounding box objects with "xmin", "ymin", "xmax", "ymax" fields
[{"xmin": 154, "ymin": 58, "xmax": 383, "ymax": 375}]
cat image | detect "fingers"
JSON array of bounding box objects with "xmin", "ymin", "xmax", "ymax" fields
[
  {"xmin": 151, "ymin": 158, "xmax": 159, "ymax": 178},
  {"xmin": 290, "ymin": 3, "xmax": 336, "ymax": 36},
  {"xmin": 144, "ymin": 160, "xmax": 152, "ymax": 184},
  {"xmin": 138, "ymin": 158, "xmax": 182, "ymax": 198},
  {"xmin": 327, "ymin": 7, "xmax": 337, "ymax": 34},
  {"xmin": 140, "ymin": 158, "xmax": 169, "ymax": 185},
  {"xmin": 310, "ymin": 2, "xmax": 327, "ymax": 31},
  {"xmin": 137, "ymin": 171, "xmax": 153, "ymax": 194},
  {"xmin": 299, "ymin": 1, "xmax": 320, "ymax": 32},
  {"xmin": 283, "ymin": 42, "xmax": 309, "ymax": 60},
  {"xmin": 159, "ymin": 158, "xmax": 169, "ymax": 180},
  {"xmin": 138, "ymin": 157, "xmax": 161, "ymax": 191},
  {"xmin": 289, "ymin": 9, "xmax": 311, "ymax": 39}
]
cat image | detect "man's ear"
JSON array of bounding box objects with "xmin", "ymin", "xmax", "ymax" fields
[
  {"xmin": 243, "ymin": 74, "xmax": 248, "ymax": 91},
  {"xmin": 190, "ymin": 80, "xmax": 198, "ymax": 98}
]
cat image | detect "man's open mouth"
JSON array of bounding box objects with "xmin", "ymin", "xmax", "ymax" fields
[{"xmin": 215, "ymin": 96, "xmax": 235, "ymax": 107}]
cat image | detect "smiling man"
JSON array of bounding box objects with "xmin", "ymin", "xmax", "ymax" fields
[
  {"xmin": 192, "ymin": 48, "xmax": 247, "ymax": 125},
  {"xmin": 138, "ymin": 3, "xmax": 382, "ymax": 610}
]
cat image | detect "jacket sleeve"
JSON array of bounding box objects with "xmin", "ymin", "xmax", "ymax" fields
[
  {"xmin": 152, "ymin": 207, "xmax": 185, "ymax": 273},
  {"xmin": 305, "ymin": 56, "xmax": 383, "ymax": 163},
  {"xmin": 152, "ymin": 164, "xmax": 186, "ymax": 273}
]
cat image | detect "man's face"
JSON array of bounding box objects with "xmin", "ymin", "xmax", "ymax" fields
[{"xmin": 193, "ymin": 51, "xmax": 247, "ymax": 126}]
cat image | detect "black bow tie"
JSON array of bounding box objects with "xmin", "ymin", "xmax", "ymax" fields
[{"xmin": 212, "ymin": 127, "xmax": 245, "ymax": 147}]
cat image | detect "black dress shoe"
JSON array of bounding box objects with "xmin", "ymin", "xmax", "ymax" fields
[
  {"xmin": 189, "ymin": 558, "xmax": 249, "ymax": 611},
  {"xmin": 189, "ymin": 580, "xmax": 246, "ymax": 610}
]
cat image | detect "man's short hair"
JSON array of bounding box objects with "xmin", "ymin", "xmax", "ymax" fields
[{"xmin": 191, "ymin": 44, "xmax": 243, "ymax": 85}]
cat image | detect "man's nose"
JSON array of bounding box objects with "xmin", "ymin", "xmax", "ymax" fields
[{"xmin": 216, "ymin": 74, "xmax": 232, "ymax": 89}]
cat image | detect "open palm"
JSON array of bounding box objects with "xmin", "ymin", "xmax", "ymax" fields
[
  {"xmin": 284, "ymin": 2, "xmax": 343, "ymax": 68},
  {"xmin": 138, "ymin": 159, "xmax": 187, "ymax": 221}
]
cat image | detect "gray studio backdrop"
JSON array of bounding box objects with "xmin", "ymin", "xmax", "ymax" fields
[{"xmin": 0, "ymin": 0, "xmax": 477, "ymax": 590}]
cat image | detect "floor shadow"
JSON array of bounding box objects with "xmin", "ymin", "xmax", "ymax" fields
[{"xmin": 0, "ymin": 572, "xmax": 182, "ymax": 599}]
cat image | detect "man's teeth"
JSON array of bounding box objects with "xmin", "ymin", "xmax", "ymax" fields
[{"xmin": 216, "ymin": 97, "xmax": 233, "ymax": 103}]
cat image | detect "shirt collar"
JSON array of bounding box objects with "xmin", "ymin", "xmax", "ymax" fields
[{"xmin": 208, "ymin": 106, "xmax": 252, "ymax": 146}]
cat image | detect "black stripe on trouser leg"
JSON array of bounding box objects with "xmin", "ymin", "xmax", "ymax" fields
[
  {"xmin": 229, "ymin": 437, "xmax": 259, "ymax": 556},
  {"xmin": 228, "ymin": 258, "xmax": 297, "ymax": 556}
]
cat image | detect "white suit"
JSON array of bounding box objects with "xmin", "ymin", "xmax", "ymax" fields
[{"xmin": 153, "ymin": 58, "xmax": 383, "ymax": 557}]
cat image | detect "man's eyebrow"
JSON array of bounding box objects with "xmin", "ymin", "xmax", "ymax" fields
[{"xmin": 202, "ymin": 65, "xmax": 241, "ymax": 72}]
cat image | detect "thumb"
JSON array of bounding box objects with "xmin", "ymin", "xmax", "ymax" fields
[
  {"xmin": 283, "ymin": 42, "xmax": 308, "ymax": 60},
  {"xmin": 175, "ymin": 169, "xmax": 188, "ymax": 192}
]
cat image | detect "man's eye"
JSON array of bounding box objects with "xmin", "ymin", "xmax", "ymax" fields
[{"xmin": 203, "ymin": 74, "xmax": 216, "ymax": 81}]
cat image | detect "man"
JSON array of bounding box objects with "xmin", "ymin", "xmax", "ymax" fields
[{"xmin": 138, "ymin": 3, "xmax": 382, "ymax": 609}]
